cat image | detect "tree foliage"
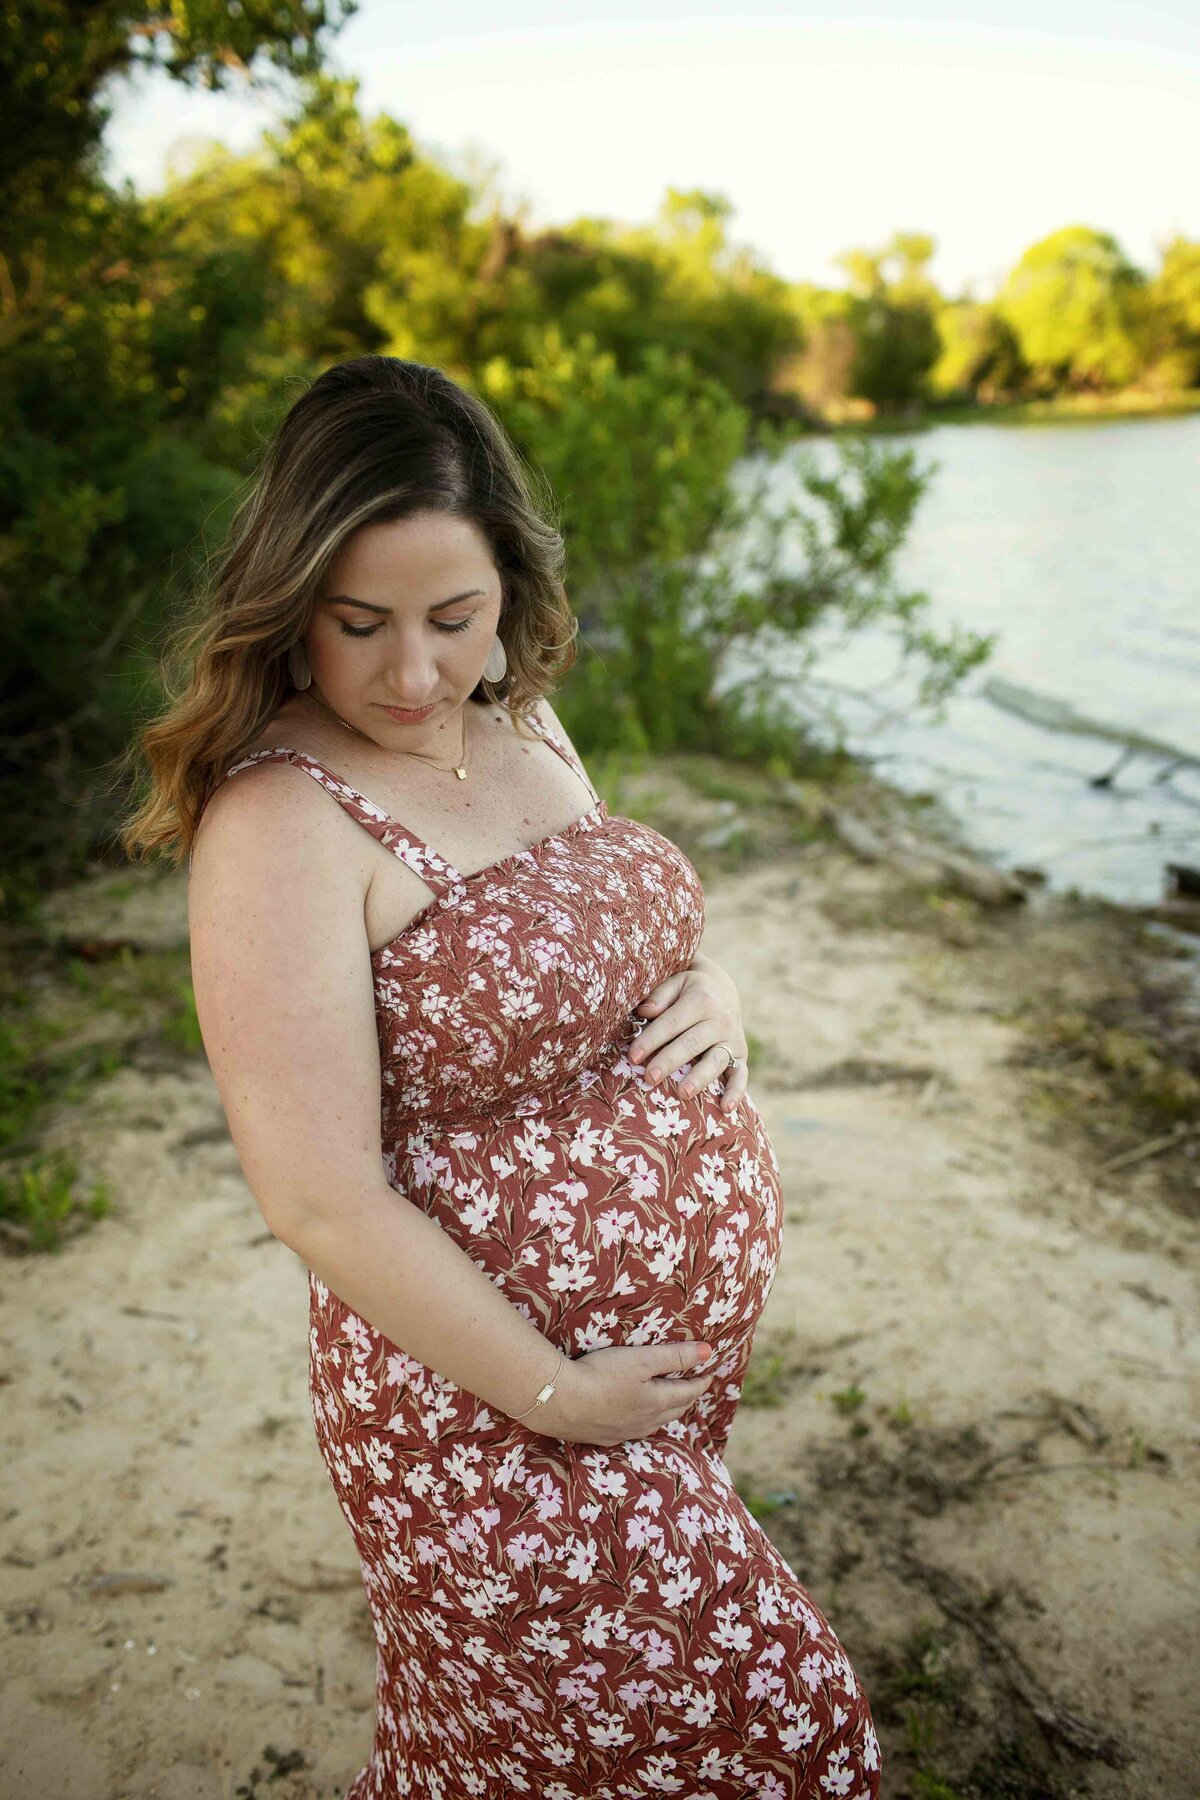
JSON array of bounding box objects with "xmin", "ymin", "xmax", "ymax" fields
[
  {"xmin": 928, "ymin": 302, "xmax": 1025, "ymax": 403},
  {"xmin": 2, "ymin": 41, "xmax": 1194, "ymax": 877},
  {"xmin": 2, "ymin": 0, "xmax": 357, "ymax": 228},
  {"xmin": 996, "ymin": 225, "xmax": 1147, "ymax": 393},
  {"xmin": 1141, "ymin": 235, "xmax": 1200, "ymax": 390},
  {"xmin": 479, "ymin": 338, "xmax": 990, "ymax": 758}
]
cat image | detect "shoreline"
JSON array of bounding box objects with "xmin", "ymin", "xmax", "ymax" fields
[
  {"xmin": 757, "ymin": 386, "xmax": 1200, "ymax": 440},
  {"xmin": 1, "ymin": 748, "xmax": 1197, "ymax": 1796}
]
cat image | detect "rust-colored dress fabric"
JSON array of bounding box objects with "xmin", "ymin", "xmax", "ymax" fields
[{"xmin": 214, "ymin": 710, "xmax": 881, "ymax": 1800}]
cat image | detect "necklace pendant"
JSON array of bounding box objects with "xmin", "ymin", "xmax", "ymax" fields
[{"xmin": 454, "ymin": 765, "xmax": 467, "ymax": 780}]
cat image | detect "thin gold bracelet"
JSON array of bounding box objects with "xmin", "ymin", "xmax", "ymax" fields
[{"xmin": 512, "ymin": 1347, "xmax": 566, "ymax": 1420}]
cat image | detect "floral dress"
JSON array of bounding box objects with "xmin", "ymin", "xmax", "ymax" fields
[{"xmin": 213, "ymin": 710, "xmax": 881, "ymax": 1800}]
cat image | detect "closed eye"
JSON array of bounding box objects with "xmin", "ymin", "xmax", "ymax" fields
[{"xmin": 339, "ymin": 618, "xmax": 473, "ymax": 638}]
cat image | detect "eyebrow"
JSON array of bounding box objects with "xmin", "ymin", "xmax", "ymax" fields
[{"xmin": 322, "ymin": 589, "xmax": 485, "ymax": 616}]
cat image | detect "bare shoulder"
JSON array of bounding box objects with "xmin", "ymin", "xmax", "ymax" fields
[
  {"xmin": 530, "ymin": 693, "xmax": 585, "ymax": 764},
  {"xmin": 188, "ymin": 756, "xmax": 371, "ymax": 944},
  {"xmin": 186, "ymin": 755, "xmax": 388, "ymax": 1239},
  {"xmin": 192, "ymin": 751, "xmax": 358, "ymax": 864}
]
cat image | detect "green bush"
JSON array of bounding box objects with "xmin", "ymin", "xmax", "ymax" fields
[{"xmin": 483, "ymin": 337, "xmax": 992, "ymax": 762}]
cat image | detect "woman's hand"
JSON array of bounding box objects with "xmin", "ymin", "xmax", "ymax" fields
[
  {"xmin": 531, "ymin": 1341, "xmax": 719, "ymax": 1446},
  {"xmin": 629, "ymin": 950, "xmax": 748, "ymax": 1113}
]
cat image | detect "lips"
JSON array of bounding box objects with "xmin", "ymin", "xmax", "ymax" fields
[{"xmin": 380, "ymin": 702, "xmax": 437, "ymax": 721}]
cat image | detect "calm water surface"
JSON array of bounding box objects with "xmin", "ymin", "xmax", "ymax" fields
[{"xmin": 736, "ymin": 413, "xmax": 1200, "ymax": 908}]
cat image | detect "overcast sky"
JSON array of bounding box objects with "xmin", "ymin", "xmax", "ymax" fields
[{"xmin": 100, "ymin": 2, "xmax": 1198, "ymax": 298}]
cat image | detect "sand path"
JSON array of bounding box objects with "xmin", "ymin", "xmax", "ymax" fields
[{"xmin": 3, "ymin": 812, "xmax": 1197, "ymax": 1798}]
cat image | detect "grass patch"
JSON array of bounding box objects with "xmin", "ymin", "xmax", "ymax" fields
[
  {"xmin": 1049, "ymin": 1015, "xmax": 1199, "ymax": 1123},
  {"xmin": 740, "ymin": 1349, "xmax": 790, "ymax": 1409},
  {"xmin": 0, "ymin": 885, "xmax": 203, "ymax": 1251},
  {"xmin": 884, "ymin": 1620, "xmax": 970, "ymax": 1707},
  {"xmin": 0, "ymin": 1001, "xmax": 126, "ymax": 1152},
  {"xmin": 912, "ymin": 1775, "xmax": 970, "ymax": 1800},
  {"xmin": 800, "ymin": 388, "xmax": 1200, "ymax": 434},
  {"xmin": 1, "ymin": 941, "xmax": 200, "ymax": 1160},
  {"xmin": 0, "ymin": 1148, "xmax": 112, "ymax": 1253},
  {"xmin": 732, "ymin": 1477, "xmax": 799, "ymax": 1521},
  {"xmin": 1008, "ymin": 974, "xmax": 1200, "ymax": 1203},
  {"xmin": 871, "ymin": 1618, "xmax": 974, "ymax": 1798}
]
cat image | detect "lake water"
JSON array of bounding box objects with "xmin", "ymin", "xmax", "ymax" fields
[{"xmin": 731, "ymin": 413, "xmax": 1200, "ymax": 909}]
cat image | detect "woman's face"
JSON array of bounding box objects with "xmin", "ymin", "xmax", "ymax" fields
[{"xmin": 303, "ymin": 510, "xmax": 504, "ymax": 748}]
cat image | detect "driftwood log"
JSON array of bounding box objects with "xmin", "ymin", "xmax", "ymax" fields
[{"xmin": 823, "ymin": 806, "xmax": 1029, "ymax": 907}]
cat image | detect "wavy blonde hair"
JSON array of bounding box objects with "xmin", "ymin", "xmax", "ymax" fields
[{"xmin": 116, "ymin": 356, "xmax": 578, "ymax": 864}]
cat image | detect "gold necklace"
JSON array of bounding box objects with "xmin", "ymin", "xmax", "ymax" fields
[{"xmin": 304, "ymin": 685, "xmax": 469, "ymax": 779}]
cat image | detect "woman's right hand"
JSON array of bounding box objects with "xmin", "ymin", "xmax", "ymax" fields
[{"xmin": 526, "ymin": 1341, "xmax": 718, "ymax": 1446}]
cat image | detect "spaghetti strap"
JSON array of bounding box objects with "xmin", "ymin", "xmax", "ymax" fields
[
  {"xmin": 200, "ymin": 747, "xmax": 465, "ymax": 893},
  {"xmin": 523, "ymin": 709, "xmax": 601, "ymax": 806}
]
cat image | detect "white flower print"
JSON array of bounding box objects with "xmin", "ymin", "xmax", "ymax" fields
[
  {"xmin": 499, "ymin": 973, "xmax": 542, "ymax": 1023},
  {"xmin": 658, "ymin": 1560, "xmax": 702, "ymax": 1609},
  {"xmin": 529, "ymin": 1187, "xmax": 575, "ymax": 1234},
  {"xmin": 613, "ymin": 1150, "xmax": 660, "ymax": 1201},
  {"xmin": 526, "ymin": 1617, "xmax": 571, "ymax": 1660},
  {"xmin": 625, "ymin": 1515, "xmax": 666, "ymax": 1557},
  {"xmin": 594, "ymin": 1207, "xmax": 642, "ymax": 1248},
  {"xmin": 506, "ymin": 1530, "xmax": 549, "ymax": 1571},
  {"xmin": 647, "ymin": 1228, "xmax": 685, "ymax": 1283},
  {"xmin": 456, "ymin": 1178, "xmax": 500, "ymax": 1235},
  {"xmin": 711, "ymin": 1599, "xmax": 754, "ymax": 1653},
  {"xmin": 819, "ymin": 1744, "xmax": 859, "ymax": 1796},
  {"xmin": 545, "ymin": 1245, "xmax": 596, "ymax": 1295},
  {"xmin": 513, "ymin": 1118, "xmax": 556, "ymax": 1175},
  {"xmin": 646, "ymin": 1094, "xmax": 691, "ymax": 1140},
  {"xmin": 567, "ymin": 1118, "xmax": 613, "ymax": 1167},
  {"xmin": 696, "ymin": 1151, "xmax": 733, "ymax": 1206},
  {"xmin": 676, "ymin": 1504, "xmax": 707, "ymax": 1547},
  {"xmin": 683, "ymin": 1685, "xmax": 718, "ymax": 1728}
]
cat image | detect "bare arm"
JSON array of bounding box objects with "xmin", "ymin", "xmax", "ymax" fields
[{"xmin": 187, "ymin": 766, "xmax": 570, "ymax": 1425}]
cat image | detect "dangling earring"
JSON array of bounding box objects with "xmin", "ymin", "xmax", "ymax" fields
[
  {"xmin": 288, "ymin": 643, "xmax": 312, "ymax": 690},
  {"xmin": 483, "ymin": 635, "xmax": 507, "ymax": 684}
]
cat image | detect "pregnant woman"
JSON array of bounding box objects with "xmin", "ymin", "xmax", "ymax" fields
[{"xmin": 129, "ymin": 356, "xmax": 880, "ymax": 1797}]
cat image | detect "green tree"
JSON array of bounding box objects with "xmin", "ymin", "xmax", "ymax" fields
[
  {"xmin": 480, "ymin": 334, "xmax": 992, "ymax": 759},
  {"xmin": 1, "ymin": 6, "xmax": 357, "ymax": 875},
  {"xmin": 771, "ymin": 286, "xmax": 859, "ymax": 421},
  {"xmin": 1, "ymin": 42, "xmax": 994, "ymax": 880},
  {"xmin": 996, "ymin": 225, "xmax": 1148, "ymax": 393},
  {"xmin": 155, "ymin": 72, "xmax": 492, "ymax": 385},
  {"xmin": 928, "ymin": 301, "xmax": 1026, "ymax": 403},
  {"xmin": 2, "ymin": 0, "xmax": 357, "ymax": 229},
  {"xmin": 832, "ymin": 232, "xmax": 943, "ymax": 412},
  {"xmin": 1141, "ymin": 234, "xmax": 1200, "ymax": 390}
]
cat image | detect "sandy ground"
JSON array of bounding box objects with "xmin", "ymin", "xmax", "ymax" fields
[{"xmin": 2, "ymin": 784, "xmax": 1198, "ymax": 1799}]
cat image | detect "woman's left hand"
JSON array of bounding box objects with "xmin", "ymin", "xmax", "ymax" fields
[{"xmin": 629, "ymin": 951, "xmax": 748, "ymax": 1114}]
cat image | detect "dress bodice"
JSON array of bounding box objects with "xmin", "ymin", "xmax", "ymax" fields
[{"xmin": 212, "ymin": 713, "xmax": 706, "ymax": 1131}]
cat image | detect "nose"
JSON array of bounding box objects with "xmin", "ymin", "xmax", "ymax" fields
[{"xmin": 382, "ymin": 637, "xmax": 439, "ymax": 706}]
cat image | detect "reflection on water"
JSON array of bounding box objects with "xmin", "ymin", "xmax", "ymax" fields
[{"xmin": 737, "ymin": 413, "xmax": 1200, "ymax": 907}]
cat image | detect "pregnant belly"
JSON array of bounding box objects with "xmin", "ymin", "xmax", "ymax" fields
[{"xmin": 313, "ymin": 1042, "xmax": 785, "ymax": 1447}]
